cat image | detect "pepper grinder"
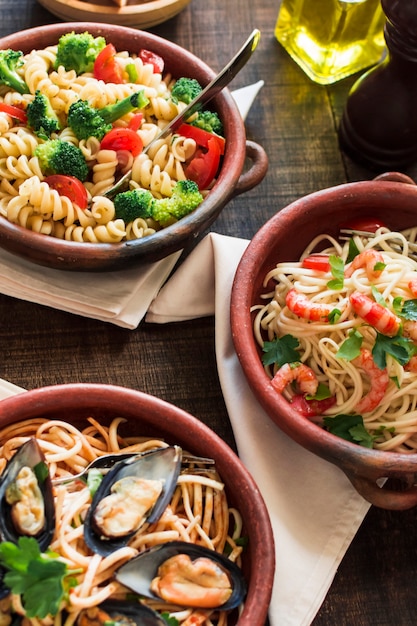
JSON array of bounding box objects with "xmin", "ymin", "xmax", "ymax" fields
[{"xmin": 339, "ymin": 0, "xmax": 417, "ymax": 171}]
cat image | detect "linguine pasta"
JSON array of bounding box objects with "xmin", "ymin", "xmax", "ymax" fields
[
  {"xmin": 253, "ymin": 226, "xmax": 417, "ymax": 453},
  {"xmin": 0, "ymin": 417, "xmax": 243, "ymax": 626}
]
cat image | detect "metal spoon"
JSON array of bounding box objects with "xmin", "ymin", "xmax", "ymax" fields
[
  {"xmin": 52, "ymin": 449, "xmax": 215, "ymax": 485},
  {"xmin": 102, "ymin": 28, "xmax": 261, "ymax": 200}
]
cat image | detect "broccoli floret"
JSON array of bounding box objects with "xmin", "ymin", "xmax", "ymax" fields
[
  {"xmin": 68, "ymin": 90, "xmax": 149, "ymax": 141},
  {"xmin": 191, "ymin": 110, "xmax": 224, "ymax": 136},
  {"xmin": 114, "ymin": 188, "xmax": 155, "ymax": 223},
  {"xmin": 0, "ymin": 49, "xmax": 29, "ymax": 94},
  {"xmin": 152, "ymin": 179, "xmax": 203, "ymax": 227},
  {"xmin": 34, "ymin": 139, "xmax": 89, "ymax": 181},
  {"xmin": 26, "ymin": 90, "xmax": 61, "ymax": 139},
  {"xmin": 171, "ymin": 77, "xmax": 202, "ymax": 105},
  {"xmin": 54, "ymin": 32, "xmax": 106, "ymax": 75}
]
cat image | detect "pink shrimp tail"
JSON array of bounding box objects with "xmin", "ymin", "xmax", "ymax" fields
[
  {"xmin": 286, "ymin": 288, "xmax": 333, "ymax": 322},
  {"xmin": 271, "ymin": 362, "xmax": 318, "ymax": 396},
  {"xmin": 353, "ymin": 348, "xmax": 389, "ymax": 414},
  {"xmin": 349, "ymin": 291, "xmax": 401, "ymax": 337},
  {"xmin": 345, "ymin": 249, "xmax": 385, "ymax": 281}
]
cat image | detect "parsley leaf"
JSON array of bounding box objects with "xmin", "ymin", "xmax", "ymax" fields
[
  {"xmin": 306, "ymin": 382, "xmax": 332, "ymax": 401},
  {"xmin": 323, "ymin": 414, "xmax": 374, "ymax": 448},
  {"xmin": 0, "ymin": 537, "xmax": 68, "ymax": 618},
  {"xmin": 327, "ymin": 255, "xmax": 344, "ymax": 290},
  {"xmin": 328, "ymin": 308, "xmax": 341, "ymax": 324},
  {"xmin": 162, "ymin": 613, "xmax": 179, "ymax": 626},
  {"xmin": 347, "ymin": 238, "xmax": 360, "ymax": 263},
  {"xmin": 262, "ymin": 334, "xmax": 299, "ymax": 367},
  {"xmin": 399, "ymin": 298, "xmax": 417, "ymax": 321},
  {"xmin": 87, "ymin": 467, "xmax": 103, "ymax": 496},
  {"xmin": 371, "ymin": 286, "xmax": 386, "ymax": 307},
  {"xmin": 336, "ymin": 329, "xmax": 363, "ymax": 361},
  {"xmin": 372, "ymin": 332, "xmax": 414, "ymax": 369}
]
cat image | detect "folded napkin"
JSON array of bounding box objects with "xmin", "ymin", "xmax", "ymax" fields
[
  {"xmin": 146, "ymin": 233, "xmax": 371, "ymax": 626},
  {"xmin": 0, "ymin": 81, "xmax": 264, "ymax": 329}
]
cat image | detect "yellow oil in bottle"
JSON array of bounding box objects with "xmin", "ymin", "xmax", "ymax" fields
[{"xmin": 275, "ymin": 0, "xmax": 386, "ymax": 84}]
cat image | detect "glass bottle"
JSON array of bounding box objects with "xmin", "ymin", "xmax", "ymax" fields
[
  {"xmin": 275, "ymin": 0, "xmax": 386, "ymax": 85},
  {"xmin": 339, "ymin": 0, "xmax": 417, "ymax": 170}
]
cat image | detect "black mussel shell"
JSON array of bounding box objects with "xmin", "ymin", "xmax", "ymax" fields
[
  {"xmin": 0, "ymin": 438, "xmax": 55, "ymax": 551},
  {"xmin": 84, "ymin": 446, "xmax": 182, "ymax": 557},
  {"xmin": 78, "ymin": 600, "xmax": 167, "ymax": 626},
  {"xmin": 115, "ymin": 540, "xmax": 247, "ymax": 611}
]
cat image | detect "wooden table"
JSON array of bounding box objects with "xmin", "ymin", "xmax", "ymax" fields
[{"xmin": 1, "ymin": 0, "xmax": 417, "ymax": 623}]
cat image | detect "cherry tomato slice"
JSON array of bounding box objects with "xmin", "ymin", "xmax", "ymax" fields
[
  {"xmin": 290, "ymin": 394, "xmax": 337, "ymax": 417},
  {"xmin": 94, "ymin": 44, "xmax": 124, "ymax": 84},
  {"xmin": 301, "ymin": 254, "xmax": 331, "ymax": 272},
  {"xmin": 138, "ymin": 49, "xmax": 164, "ymax": 74},
  {"xmin": 44, "ymin": 175, "xmax": 88, "ymax": 209},
  {"xmin": 185, "ymin": 137, "xmax": 221, "ymax": 190},
  {"xmin": 178, "ymin": 123, "xmax": 225, "ymax": 155},
  {"xmin": 100, "ymin": 128, "xmax": 143, "ymax": 156},
  {"xmin": 0, "ymin": 103, "xmax": 27, "ymax": 123},
  {"xmin": 128, "ymin": 113, "xmax": 143, "ymax": 132},
  {"xmin": 340, "ymin": 217, "xmax": 388, "ymax": 233}
]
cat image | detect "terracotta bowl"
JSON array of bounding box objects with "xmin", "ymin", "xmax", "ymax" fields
[
  {"xmin": 230, "ymin": 172, "xmax": 417, "ymax": 511},
  {"xmin": 0, "ymin": 23, "xmax": 268, "ymax": 271},
  {"xmin": 0, "ymin": 383, "xmax": 275, "ymax": 625}
]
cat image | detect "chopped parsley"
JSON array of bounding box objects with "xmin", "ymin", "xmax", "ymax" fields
[
  {"xmin": 326, "ymin": 255, "xmax": 345, "ymax": 290},
  {"xmin": 336, "ymin": 329, "xmax": 363, "ymax": 361},
  {"xmin": 323, "ymin": 414, "xmax": 374, "ymax": 448},
  {"xmin": 262, "ymin": 334, "xmax": 299, "ymax": 367}
]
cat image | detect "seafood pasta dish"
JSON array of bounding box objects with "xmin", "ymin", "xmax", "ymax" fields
[
  {"xmin": 0, "ymin": 32, "xmax": 226, "ymax": 243},
  {"xmin": 0, "ymin": 417, "xmax": 245, "ymax": 626},
  {"xmin": 252, "ymin": 222, "xmax": 417, "ymax": 453}
]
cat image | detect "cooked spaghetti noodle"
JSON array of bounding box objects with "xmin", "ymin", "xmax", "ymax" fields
[
  {"xmin": 0, "ymin": 417, "xmax": 244, "ymax": 626},
  {"xmin": 253, "ymin": 226, "xmax": 417, "ymax": 453}
]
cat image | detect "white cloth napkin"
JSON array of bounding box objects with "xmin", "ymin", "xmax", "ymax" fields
[
  {"xmin": 146, "ymin": 232, "xmax": 371, "ymax": 626},
  {"xmin": 0, "ymin": 81, "xmax": 264, "ymax": 329}
]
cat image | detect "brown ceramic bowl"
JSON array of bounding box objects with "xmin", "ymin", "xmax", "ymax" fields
[
  {"xmin": 231, "ymin": 172, "xmax": 417, "ymax": 511},
  {"xmin": 0, "ymin": 383, "xmax": 274, "ymax": 624},
  {"xmin": 0, "ymin": 23, "xmax": 267, "ymax": 271}
]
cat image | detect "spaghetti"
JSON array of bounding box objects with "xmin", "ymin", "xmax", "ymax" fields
[{"xmin": 253, "ymin": 226, "xmax": 417, "ymax": 453}]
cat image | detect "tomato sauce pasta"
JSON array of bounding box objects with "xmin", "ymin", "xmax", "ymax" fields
[
  {"xmin": 0, "ymin": 417, "xmax": 244, "ymax": 626},
  {"xmin": 253, "ymin": 226, "xmax": 417, "ymax": 453}
]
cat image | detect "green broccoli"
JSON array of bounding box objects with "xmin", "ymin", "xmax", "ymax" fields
[
  {"xmin": 34, "ymin": 139, "xmax": 89, "ymax": 181},
  {"xmin": 191, "ymin": 110, "xmax": 224, "ymax": 136},
  {"xmin": 0, "ymin": 49, "xmax": 29, "ymax": 94},
  {"xmin": 26, "ymin": 90, "xmax": 61, "ymax": 139},
  {"xmin": 171, "ymin": 77, "xmax": 202, "ymax": 105},
  {"xmin": 152, "ymin": 179, "xmax": 203, "ymax": 227},
  {"xmin": 67, "ymin": 90, "xmax": 149, "ymax": 141},
  {"xmin": 114, "ymin": 188, "xmax": 155, "ymax": 223},
  {"xmin": 54, "ymin": 32, "xmax": 106, "ymax": 75}
]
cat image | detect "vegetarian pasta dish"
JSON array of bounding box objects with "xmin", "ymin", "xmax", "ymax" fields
[
  {"xmin": 0, "ymin": 417, "xmax": 245, "ymax": 626},
  {"xmin": 0, "ymin": 32, "xmax": 226, "ymax": 243},
  {"xmin": 253, "ymin": 222, "xmax": 417, "ymax": 453}
]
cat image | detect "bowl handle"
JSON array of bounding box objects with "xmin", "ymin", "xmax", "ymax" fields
[
  {"xmin": 346, "ymin": 473, "xmax": 417, "ymax": 510},
  {"xmin": 374, "ymin": 171, "xmax": 416, "ymax": 185},
  {"xmin": 231, "ymin": 140, "xmax": 269, "ymax": 197}
]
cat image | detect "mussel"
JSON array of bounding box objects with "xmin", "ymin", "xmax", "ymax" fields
[
  {"xmin": 84, "ymin": 446, "xmax": 182, "ymax": 557},
  {"xmin": 115, "ymin": 541, "xmax": 247, "ymax": 611},
  {"xmin": 0, "ymin": 438, "xmax": 55, "ymax": 551},
  {"xmin": 77, "ymin": 600, "xmax": 166, "ymax": 626}
]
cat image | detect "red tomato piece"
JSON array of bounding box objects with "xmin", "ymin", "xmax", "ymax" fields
[
  {"xmin": 185, "ymin": 137, "xmax": 221, "ymax": 190},
  {"xmin": 44, "ymin": 175, "xmax": 88, "ymax": 209},
  {"xmin": 100, "ymin": 128, "xmax": 143, "ymax": 156},
  {"xmin": 94, "ymin": 44, "xmax": 124, "ymax": 84},
  {"xmin": 138, "ymin": 49, "xmax": 164, "ymax": 74},
  {"xmin": 0, "ymin": 103, "xmax": 27, "ymax": 123},
  {"xmin": 290, "ymin": 394, "xmax": 337, "ymax": 417},
  {"xmin": 340, "ymin": 217, "xmax": 388, "ymax": 233},
  {"xmin": 301, "ymin": 254, "xmax": 331, "ymax": 272},
  {"xmin": 178, "ymin": 123, "xmax": 225, "ymax": 155},
  {"xmin": 128, "ymin": 113, "xmax": 143, "ymax": 132}
]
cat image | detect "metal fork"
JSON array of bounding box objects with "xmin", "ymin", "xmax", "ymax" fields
[{"xmin": 339, "ymin": 227, "xmax": 417, "ymax": 258}]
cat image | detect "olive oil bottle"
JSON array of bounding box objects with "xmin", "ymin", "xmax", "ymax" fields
[{"xmin": 275, "ymin": 0, "xmax": 386, "ymax": 84}]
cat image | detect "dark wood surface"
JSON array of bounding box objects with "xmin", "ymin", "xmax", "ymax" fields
[{"xmin": 1, "ymin": 0, "xmax": 417, "ymax": 624}]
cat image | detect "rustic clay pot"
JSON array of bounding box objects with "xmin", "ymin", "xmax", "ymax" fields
[
  {"xmin": 231, "ymin": 173, "xmax": 417, "ymax": 510},
  {"xmin": 0, "ymin": 383, "xmax": 275, "ymax": 625},
  {"xmin": 0, "ymin": 23, "xmax": 268, "ymax": 271}
]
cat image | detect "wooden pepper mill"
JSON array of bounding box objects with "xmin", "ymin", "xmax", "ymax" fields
[{"xmin": 339, "ymin": 0, "xmax": 417, "ymax": 171}]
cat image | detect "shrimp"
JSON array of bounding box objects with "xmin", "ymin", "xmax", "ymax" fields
[
  {"xmin": 345, "ymin": 249, "xmax": 385, "ymax": 281},
  {"xmin": 408, "ymin": 277, "xmax": 417, "ymax": 297},
  {"xmin": 285, "ymin": 288, "xmax": 333, "ymax": 322},
  {"xmin": 271, "ymin": 362, "xmax": 318, "ymax": 396},
  {"xmin": 349, "ymin": 291, "xmax": 401, "ymax": 337},
  {"xmin": 353, "ymin": 348, "xmax": 389, "ymax": 414}
]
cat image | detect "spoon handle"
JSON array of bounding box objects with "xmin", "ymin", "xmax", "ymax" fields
[{"xmin": 103, "ymin": 29, "xmax": 261, "ymax": 199}]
